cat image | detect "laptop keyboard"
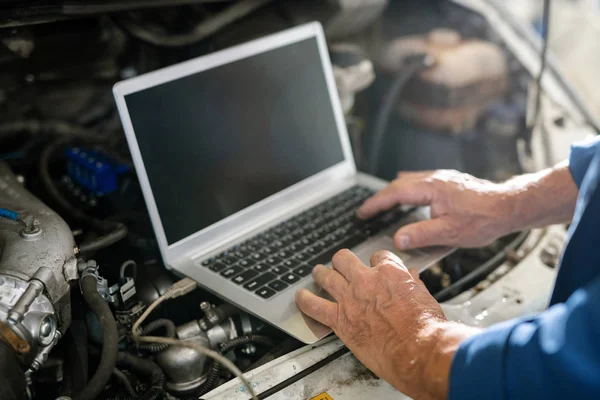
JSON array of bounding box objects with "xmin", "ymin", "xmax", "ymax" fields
[{"xmin": 199, "ymin": 186, "xmax": 408, "ymax": 300}]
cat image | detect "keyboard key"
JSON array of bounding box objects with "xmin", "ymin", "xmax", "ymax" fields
[
  {"xmin": 253, "ymin": 263, "xmax": 270, "ymax": 273},
  {"xmin": 255, "ymin": 287, "xmax": 276, "ymax": 299},
  {"xmin": 286, "ymin": 243, "xmax": 305, "ymax": 253},
  {"xmin": 276, "ymin": 250, "xmax": 290, "ymax": 259},
  {"xmin": 281, "ymin": 273, "xmax": 301, "ymax": 284},
  {"xmin": 268, "ymin": 280, "xmax": 289, "ymax": 292},
  {"xmin": 221, "ymin": 255, "xmax": 237, "ymax": 265},
  {"xmin": 306, "ymin": 244, "xmax": 324, "ymax": 255},
  {"xmin": 281, "ymin": 235, "xmax": 295, "ymax": 245},
  {"xmin": 293, "ymin": 266, "xmax": 312, "ymax": 277},
  {"xmin": 244, "ymin": 272, "xmax": 277, "ymax": 291},
  {"xmin": 209, "ymin": 262, "xmax": 227, "ymax": 272},
  {"xmin": 233, "ymin": 250, "xmax": 249, "ymax": 258},
  {"xmin": 261, "ymin": 247, "xmax": 275, "ymax": 255},
  {"xmin": 250, "ymin": 252, "xmax": 267, "ymax": 261},
  {"xmin": 299, "ymin": 237, "xmax": 312, "ymax": 246},
  {"xmin": 270, "ymin": 265, "xmax": 289, "ymax": 275},
  {"xmin": 281, "ymin": 259, "xmax": 300, "ymax": 269},
  {"xmin": 221, "ymin": 266, "xmax": 243, "ymax": 278},
  {"xmin": 264, "ymin": 256, "xmax": 282, "ymax": 266},
  {"xmin": 237, "ymin": 259, "xmax": 255, "ymax": 268},
  {"xmin": 308, "ymin": 247, "xmax": 339, "ymax": 266},
  {"xmin": 294, "ymin": 252, "xmax": 311, "ymax": 263},
  {"xmin": 232, "ymin": 270, "xmax": 258, "ymax": 285},
  {"xmin": 271, "ymin": 240, "xmax": 285, "ymax": 249},
  {"xmin": 201, "ymin": 258, "xmax": 214, "ymax": 266}
]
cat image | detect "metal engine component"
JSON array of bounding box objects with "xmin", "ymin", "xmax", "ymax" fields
[
  {"xmin": 156, "ymin": 320, "xmax": 211, "ymax": 394},
  {"xmin": 0, "ymin": 162, "xmax": 77, "ymax": 369},
  {"xmin": 156, "ymin": 304, "xmax": 256, "ymax": 395},
  {"xmin": 379, "ymin": 29, "xmax": 509, "ymax": 134}
]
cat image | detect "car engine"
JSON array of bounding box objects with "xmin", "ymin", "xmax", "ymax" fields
[{"xmin": 0, "ymin": 0, "xmax": 595, "ymax": 399}]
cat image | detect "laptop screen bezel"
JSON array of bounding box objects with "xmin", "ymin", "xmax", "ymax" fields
[{"xmin": 113, "ymin": 22, "xmax": 356, "ymax": 265}]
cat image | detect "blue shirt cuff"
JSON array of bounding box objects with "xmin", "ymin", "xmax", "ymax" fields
[
  {"xmin": 569, "ymin": 137, "xmax": 600, "ymax": 188},
  {"xmin": 449, "ymin": 319, "xmax": 520, "ymax": 400}
]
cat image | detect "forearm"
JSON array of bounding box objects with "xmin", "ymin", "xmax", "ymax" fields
[
  {"xmin": 390, "ymin": 321, "xmax": 481, "ymax": 400},
  {"xmin": 502, "ymin": 161, "xmax": 578, "ymax": 233}
]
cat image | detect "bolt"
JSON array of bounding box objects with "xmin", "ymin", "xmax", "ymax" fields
[
  {"xmin": 200, "ymin": 302, "xmax": 211, "ymax": 312},
  {"xmin": 30, "ymin": 360, "xmax": 41, "ymax": 372},
  {"xmin": 39, "ymin": 319, "xmax": 52, "ymax": 338}
]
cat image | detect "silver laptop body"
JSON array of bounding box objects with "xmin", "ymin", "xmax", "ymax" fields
[{"xmin": 113, "ymin": 22, "xmax": 449, "ymax": 344}]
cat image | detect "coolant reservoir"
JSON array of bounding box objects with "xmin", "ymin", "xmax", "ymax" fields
[{"xmin": 379, "ymin": 29, "xmax": 509, "ymax": 134}]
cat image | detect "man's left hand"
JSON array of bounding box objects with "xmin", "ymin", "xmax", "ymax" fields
[{"xmin": 296, "ymin": 249, "xmax": 479, "ymax": 400}]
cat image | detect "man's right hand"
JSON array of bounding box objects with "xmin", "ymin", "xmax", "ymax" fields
[
  {"xmin": 357, "ymin": 166, "xmax": 578, "ymax": 250},
  {"xmin": 357, "ymin": 170, "xmax": 515, "ymax": 250}
]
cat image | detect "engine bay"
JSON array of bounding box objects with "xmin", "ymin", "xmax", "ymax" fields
[{"xmin": 0, "ymin": 1, "xmax": 594, "ymax": 399}]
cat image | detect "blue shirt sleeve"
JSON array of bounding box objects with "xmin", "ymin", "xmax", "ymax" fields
[
  {"xmin": 570, "ymin": 136, "xmax": 600, "ymax": 188},
  {"xmin": 449, "ymin": 137, "xmax": 600, "ymax": 400},
  {"xmin": 449, "ymin": 275, "xmax": 600, "ymax": 400}
]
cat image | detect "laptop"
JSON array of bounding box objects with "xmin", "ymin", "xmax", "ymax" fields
[{"xmin": 113, "ymin": 22, "xmax": 450, "ymax": 344}]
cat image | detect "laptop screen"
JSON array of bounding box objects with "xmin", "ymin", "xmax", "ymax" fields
[{"xmin": 124, "ymin": 37, "xmax": 346, "ymax": 245}]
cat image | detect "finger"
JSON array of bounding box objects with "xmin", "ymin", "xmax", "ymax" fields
[
  {"xmin": 296, "ymin": 288, "xmax": 337, "ymax": 327},
  {"xmin": 312, "ymin": 264, "xmax": 348, "ymax": 300},
  {"xmin": 394, "ymin": 217, "xmax": 456, "ymax": 250},
  {"xmin": 370, "ymin": 250, "xmax": 408, "ymax": 272},
  {"xmin": 331, "ymin": 249, "xmax": 365, "ymax": 282},
  {"xmin": 356, "ymin": 180, "xmax": 433, "ymax": 219}
]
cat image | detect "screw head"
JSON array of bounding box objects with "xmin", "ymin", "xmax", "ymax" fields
[{"xmin": 38, "ymin": 315, "xmax": 56, "ymax": 345}]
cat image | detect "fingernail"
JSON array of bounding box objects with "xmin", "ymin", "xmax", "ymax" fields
[{"xmin": 397, "ymin": 235, "xmax": 410, "ymax": 249}]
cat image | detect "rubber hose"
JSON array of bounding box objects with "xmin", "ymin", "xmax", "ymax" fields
[
  {"xmin": 117, "ymin": 352, "xmax": 166, "ymax": 400},
  {"xmin": 0, "ymin": 340, "xmax": 26, "ymax": 400},
  {"xmin": 60, "ymin": 318, "xmax": 89, "ymax": 397},
  {"xmin": 190, "ymin": 335, "xmax": 274, "ymax": 398},
  {"xmin": 136, "ymin": 319, "xmax": 177, "ymax": 353},
  {"xmin": 368, "ymin": 53, "xmax": 434, "ymax": 175},
  {"xmin": 78, "ymin": 275, "xmax": 119, "ymax": 400},
  {"xmin": 78, "ymin": 222, "xmax": 128, "ymax": 254}
]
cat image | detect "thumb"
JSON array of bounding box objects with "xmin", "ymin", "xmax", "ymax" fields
[{"xmin": 394, "ymin": 218, "xmax": 456, "ymax": 250}]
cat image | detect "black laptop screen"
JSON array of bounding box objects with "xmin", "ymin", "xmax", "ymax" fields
[{"xmin": 125, "ymin": 37, "xmax": 346, "ymax": 245}]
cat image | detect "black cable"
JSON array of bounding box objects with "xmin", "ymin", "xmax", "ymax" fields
[
  {"xmin": 530, "ymin": 0, "xmax": 552, "ymax": 132},
  {"xmin": 136, "ymin": 318, "xmax": 177, "ymax": 353},
  {"xmin": 115, "ymin": 352, "xmax": 166, "ymax": 400},
  {"xmin": 368, "ymin": 53, "xmax": 435, "ymax": 175},
  {"xmin": 244, "ymin": 337, "xmax": 302, "ymax": 372},
  {"xmin": 434, "ymin": 231, "xmax": 530, "ymax": 302},
  {"xmin": 40, "ymin": 138, "xmax": 128, "ymax": 254},
  {"xmin": 529, "ymin": 0, "xmax": 554, "ymax": 166},
  {"xmin": 112, "ymin": 368, "xmax": 137, "ymax": 398},
  {"xmin": 188, "ymin": 335, "xmax": 274, "ymax": 399},
  {"xmin": 79, "ymin": 275, "xmax": 120, "ymax": 400}
]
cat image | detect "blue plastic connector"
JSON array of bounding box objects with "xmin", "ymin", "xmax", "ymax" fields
[{"xmin": 65, "ymin": 147, "xmax": 129, "ymax": 195}]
